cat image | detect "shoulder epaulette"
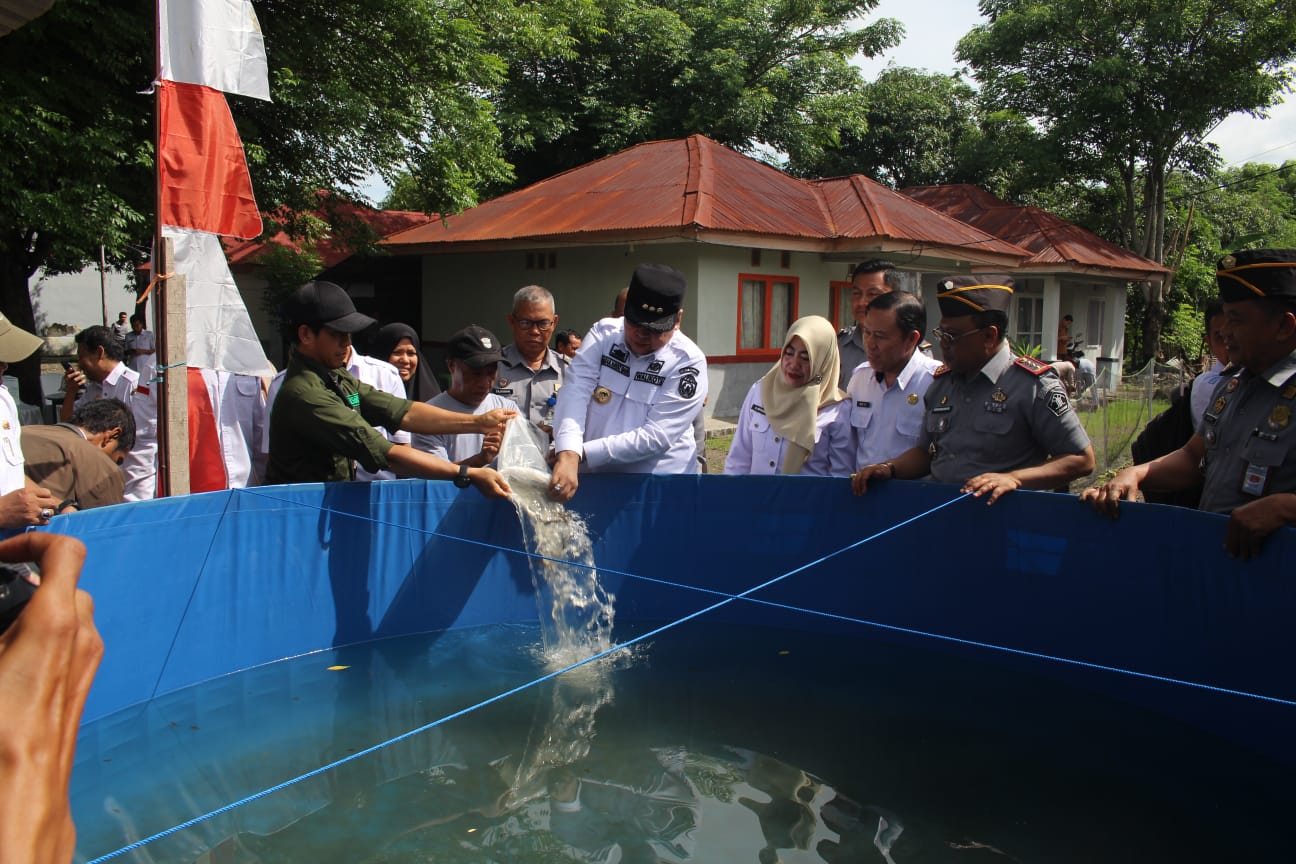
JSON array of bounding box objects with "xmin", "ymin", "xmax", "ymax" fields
[
  {"xmin": 932, "ymin": 364, "xmax": 950, "ymax": 378},
  {"xmin": 1012, "ymin": 355, "xmax": 1052, "ymax": 376},
  {"xmin": 837, "ymin": 327, "xmax": 852, "ymax": 338}
]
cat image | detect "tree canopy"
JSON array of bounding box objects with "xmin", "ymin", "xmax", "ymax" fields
[{"xmin": 957, "ymin": 0, "xmax": 1296, "ymax": 359}]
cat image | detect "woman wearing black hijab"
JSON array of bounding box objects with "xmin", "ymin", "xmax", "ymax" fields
[{"xmin": 370, "ymin": 323, "xmax": 441, "ymax": 402}]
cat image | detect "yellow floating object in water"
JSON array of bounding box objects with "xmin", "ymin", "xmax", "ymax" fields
[{"xmin": 327, "ymin": 665, "xmax": 350, "ymax": 671}]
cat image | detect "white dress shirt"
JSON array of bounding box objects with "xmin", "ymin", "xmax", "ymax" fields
[
  {"xmin": 553, "ymin": 318, "xmax": 708, "ymax": 474},
  {"xmin": 723, "ymin": 380, "xmax": 854, "ymax": 476},
  {"xmin": 194, "ymin": 368, "xmax": 267, "ymax": 488},
  {"xmin": 0, "ymin": 384, "xmax": 25, "ymax": 495},
  {"xmin": 75, "ymin": 361, "xmax": 157, "ymax": 501},
  {"xmin": 847, "ymin": 350, "xmax": 943, "ymax": 467}
]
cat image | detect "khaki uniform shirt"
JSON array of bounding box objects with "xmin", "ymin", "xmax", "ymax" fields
[
  {"xmin": 266, "ymin": 348, "xmax": 412, "ymax": 484},
  {"xmin": 918, "ymin": 343, "xmax": 1091, "ymax": 484},
  {"xmin": 493, "ymin": 344, "xmax": 564, "ymax": 428},
  {"xmin": 20, "ymin": 424, "xmax": 124, "ymax": 510},
  {"xmin": 836, "ymin": 326, "xmax": 868, "ymax": 391},
  {"xmin": 1198, "ymin": 350, "xmax": 1296, "ymax": 514}
]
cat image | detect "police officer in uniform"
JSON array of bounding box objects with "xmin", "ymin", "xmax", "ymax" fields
[
  {"xmin": 854, "ymin": 276, "xmax": 1095, "ymax": 505},
  {"xmin": 1083, "ymin": 249, "xmax": 1296, "ymax": 559},
  {"xmin": 547, "ymin": 264, "xmax": 708, "ymax": 503},
  {"xmin": 266, "ymin": 281, "xmax": 515, "ymax": 495},
  {"xmin": 837, "ymin": 260, "xmax": 904, "ymax": 389}
]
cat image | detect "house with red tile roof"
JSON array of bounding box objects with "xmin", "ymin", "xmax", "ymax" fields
[
  {"xmin": 904, "ymin": 184, "xmax": 1167, "ymax": 378},
  {"xmin": 380, "ymin": 135, "xmax": 1032, "ymax": 417}
]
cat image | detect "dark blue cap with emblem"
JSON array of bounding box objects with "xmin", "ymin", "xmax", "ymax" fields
[
  {"xmin": 935, "ymin": 275, "xmax": 1014, "ymax": 317},
  {"xmin": 1216, "ymin": 249, "xmax": 1296, "ymax": 303},
  {"xmin": 625, "ymin": 264, "xmax": 686, "ymax": 332}
]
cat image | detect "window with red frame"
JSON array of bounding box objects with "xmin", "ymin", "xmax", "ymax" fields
[
  {"xmin": 738, "ymin": 274, "xmax": 798, "ymax": 352},
  {"xmin": 829, "ymin": 281, "xmax": 852, "ymax": 330}
]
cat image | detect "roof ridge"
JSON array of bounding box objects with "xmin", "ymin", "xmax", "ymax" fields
[{"xmin": 680, "ymin": 135, "xmax": 713, "ymax": 226}]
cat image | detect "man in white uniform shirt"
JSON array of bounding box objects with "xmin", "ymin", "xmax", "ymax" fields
[
  {"xmin": 0, "ymin": 313, "xmax": 60, "ymax": 528},
  {"xmin": 265, "ymin": 342, "xmax": 406, "ymax": 481},
  {"xmin": 848, "ymin": 291, "xmax": 942, "ymax": 481},
  {"xmin": 548, "ymin": 264, "xmax": 708, "ymax": 503},
  {"xmin": 61, "ymin": 325, "xmax": 157, "ymax": 501},
  {"xmin": 412, "ymin": 326, "xmax": 521, "ymax": 465}
]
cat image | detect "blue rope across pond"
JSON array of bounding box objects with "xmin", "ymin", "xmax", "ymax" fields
[{"xmin": 84, "ymin": 490, "xmax": 972, "ymax": 862}]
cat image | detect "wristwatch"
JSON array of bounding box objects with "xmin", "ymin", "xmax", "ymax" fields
[{"xmin": 453, "ymin": 464, "xmax": 472, "ymax": 488}]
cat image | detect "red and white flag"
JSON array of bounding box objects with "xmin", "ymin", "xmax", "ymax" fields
[
  {"xmin": 159, "ymin": 0, "xmax": 271, "ymax": 102},
  {"xmin": 157, "ymin": 0, "xmax": 273, "ymax": 376},
  {"xmin": 158, "ymin": 80, "xmax": 262, "ymax": 239}
]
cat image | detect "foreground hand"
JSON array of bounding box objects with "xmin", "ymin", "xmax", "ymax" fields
[
  {"xmin": 962, "ymin": 472, "xmax": 1021, "ymax": 505},
  {"xmin": 479, "ymin": 428, "xmax": 503, "ymax": 463},
  {"xmin": 548, "ymin": 451, "xmax": 580, "ymax": 504},
  {"xmin": 0, "ymin": 532, "xmax": 100, "ymax": 864},
  {"xmin": 0, "ymin": 486, "xmax": 62, "ymax": 530},
  {"xmin": 1079, "ymin": 469, "xmax": 1141, "ymax": 519},
  {"xmin": 475, "ymin": 408, "xmax": 518, "ymax": 433},
  {"xmin": 1224, "ymin": 495, "xmax": 1294, "ymax": 560},
  {"xmin": 468, "ymin": 466, "xmax": 512, "ymax": 499},
  {"xmin": 850, "ymin": 463, "xmax": 893, "ymax": 496}
]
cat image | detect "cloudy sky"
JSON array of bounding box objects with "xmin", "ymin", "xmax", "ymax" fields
[{"xmin": 855, "ymin": 0, "xmax": 1296, "ymax": 169}]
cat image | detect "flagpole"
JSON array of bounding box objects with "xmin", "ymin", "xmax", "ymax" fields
[{"xmin": 154, "ymin": 1, "xmax": 189, "ymax": 497}]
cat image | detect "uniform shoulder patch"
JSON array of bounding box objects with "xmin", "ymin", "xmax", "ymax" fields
[
  {"xmin": 1046, "ymin": 388, "xmax": 1072, "ymax": 417},
  {"xmin": 932, "ymin": 364, "xmax": 951, "ymax": 378},
  {"xmin": 838, "ymin": 327, "xmax": 851, "ymax": 337},
  {"xmin": 1013, "ymin": 355, "xmax": 1052, "ymax": 376}
]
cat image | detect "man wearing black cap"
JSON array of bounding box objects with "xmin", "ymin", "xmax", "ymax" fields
[
  {"xmin": 412, "ymin": 326, "xmax": 520, "ymax": 466},
  {"xmin": 547, "ymin": 264, "xmax": 708, "ymax": 502},
  {"xmin": 266, "ymin": 281, "xmax": 516, "ymax": 494},
  {"xmin": 854, "ymin": 275, "xmax": 1094, "ymax": 504},
  {"xmin": 1083, "ymin": 249, "xmax": 1296, "ymax": 558}
]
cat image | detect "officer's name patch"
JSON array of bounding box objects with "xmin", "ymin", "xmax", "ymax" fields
[
  {"xmin": 634, "ymin": 371, "xmax": 665, "ymax": 386},
  {"xmin": 600, "ymin": 355, "xmax": 630, "ymax": 376},
  {"xmin": 752, "ymin": 404, "xmax": 766, "ymax": 415},
  {"xmin": 856, "ymin": 400, "xmax": 871, "ymax": 408},
  {"xmin": 1046, "ymin": 389, "xmax": 1071, "ymax": 417}
]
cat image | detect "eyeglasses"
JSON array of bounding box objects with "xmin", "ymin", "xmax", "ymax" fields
[
  {"xmin": 514, "ymin": 317, "xmax": 555, "ymax": 332},
  {"xmin": 930, "ymin": 326, "xmax": 986, "ymax": 345}
]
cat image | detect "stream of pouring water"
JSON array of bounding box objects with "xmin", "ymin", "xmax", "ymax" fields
[{"xmin": 496, "ymin": 419, "xmax": 617, "ymax": 668}]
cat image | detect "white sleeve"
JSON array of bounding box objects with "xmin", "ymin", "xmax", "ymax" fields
[
  {"xmin": 583, "ymin": 354, "xmax": 708, "ymax": 469},
  {"xmin": 825, "ymin": 402, "xmax": 856, "ymax": 477},
  {"xmin": 723, "ymin": 384, "xmax": 760, "ymax": 475},
  {"xmin": 552, "ymin": 324, "xmax": 604, "ymax": 456}
]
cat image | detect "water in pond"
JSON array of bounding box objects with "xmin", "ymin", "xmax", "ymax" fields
[{"xmin": 72, "ymin": 619, "xmax": 1295, "ymax": 863}]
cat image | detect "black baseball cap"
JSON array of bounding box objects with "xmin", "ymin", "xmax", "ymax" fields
[
  {"xmin": 287, "ymin": 281, "xmax": 376, "ymax": 333},
  {"xmin": 1216, "ymin": 249, "xmax": 1296, "ymax": 303},
  {"xmin": 446, "ymin": 325, "xmax": 504, "ymax": 367},
  {"xmin": 624, "ymin": 264, "xmax": 686, "ymax": 332}
]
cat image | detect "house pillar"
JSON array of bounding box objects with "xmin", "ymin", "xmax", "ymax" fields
[{"xmin": 1042, "ymin": 276, "xmax": 1062, "ymax": 360}]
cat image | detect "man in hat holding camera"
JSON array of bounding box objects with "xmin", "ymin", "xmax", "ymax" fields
[
  {"xmin": 853, "ymin": 275, "xmax": 1094, "ymax": 504},
  {"xmin": 547, "ymin": 264, "xmax": 708, "ymax": 503},
  {"xmin": 266, "ymin": 281, "xmax": 516, "ymax": 495},
  {"xmin": 1083, "ymin": 249, "xmax": 1296, "ymax": 558}
]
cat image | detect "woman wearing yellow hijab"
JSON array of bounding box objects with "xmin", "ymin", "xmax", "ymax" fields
[{"xmin": 724, "ymin": 315, "xmax": 854, "ymax": 476}]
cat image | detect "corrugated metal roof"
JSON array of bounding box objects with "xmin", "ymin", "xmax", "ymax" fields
[
  {"xmin": 384, "ymin": 135, "xmax": 1030, "ymax": 263},
  {"xmin": 903, "ymin": 184, "xmax": 1168, "ymax": 279},
  {"xmin": 224, "ymin": 198, "xmax": 435, "ymax": 270}
]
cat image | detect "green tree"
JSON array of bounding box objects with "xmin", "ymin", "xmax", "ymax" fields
[
  {"xmin": 0, "ymin": 0, "xmax": 537, "ymax": 398},
  {"xmin": 958, "ymin": 0, "xmax": 1296, "ymax": 362},
  {"xmin": 488, "ymin": 0, "xmax": 903, "ymax": 191},
  {"xmin": 790, "ymin": 67, "xmax": 979, "ymax": 186}
]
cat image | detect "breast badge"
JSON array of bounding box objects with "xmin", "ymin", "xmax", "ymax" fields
[
  {"xmin": 593, "ymin": 386, "xmax": 612, "ymax": 405},
  {"xmin": 907, "ymin": 393, "xmax": 919, "ymax": 405}
]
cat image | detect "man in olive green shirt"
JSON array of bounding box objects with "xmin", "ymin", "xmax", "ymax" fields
[{"xmin": 266, "ymin": 281, "xmax": 515, "ymax": 496}]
